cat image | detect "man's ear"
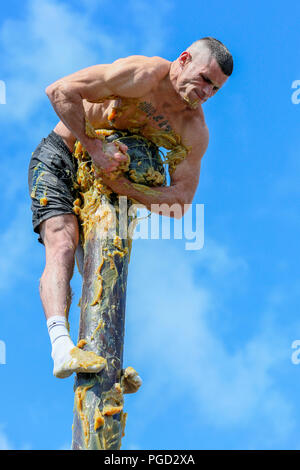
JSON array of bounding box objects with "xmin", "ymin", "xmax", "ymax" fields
[{"xmin": 179, "ymin": 51, "xmax": 192, "ymax": 67}]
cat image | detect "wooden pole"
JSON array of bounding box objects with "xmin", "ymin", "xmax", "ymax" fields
[{"xmin": 72, "ymin": 193, "xmax": 132, "ymax": 450}]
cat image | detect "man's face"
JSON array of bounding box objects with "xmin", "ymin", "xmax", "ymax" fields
[{"xmin": 176, "ymin": 49, "xmax": 228, "ymax": 109}]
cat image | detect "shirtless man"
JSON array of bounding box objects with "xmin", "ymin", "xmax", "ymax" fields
[{"xmin": 28, "ymin": 37, "xmax": 233, "ymax": 378}]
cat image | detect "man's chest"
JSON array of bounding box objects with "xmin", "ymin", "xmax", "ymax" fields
[
  {"xmin": 87, "ymin": 96, "xmax": 182, "ymax": 134},
  {"xmin": 85, "ymin": 95, "xmax": 203, "ymax": 155}
]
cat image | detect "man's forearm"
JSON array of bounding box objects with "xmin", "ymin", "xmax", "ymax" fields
[{"xmin": 101, "ymin": 175, "xmax": 186, "ymax": 218}]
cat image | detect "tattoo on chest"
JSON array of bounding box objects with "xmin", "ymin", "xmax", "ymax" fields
[{"xmin": 138, "ymin": 101, "xmax": 172, "ymax": 132}]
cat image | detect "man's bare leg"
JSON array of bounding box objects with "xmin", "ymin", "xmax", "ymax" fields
[
  {"xmin": 39, "ymin": 214, "xmax": 106, "ymax": 378},
  {"xmin": 39, "ymin": 214, "xmax": 78, "ymax": 321}
]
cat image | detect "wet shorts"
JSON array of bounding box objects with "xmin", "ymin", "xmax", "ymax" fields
[{"xmin": 28, "ymin": 131, "xmax": 78, "ymax": 244}]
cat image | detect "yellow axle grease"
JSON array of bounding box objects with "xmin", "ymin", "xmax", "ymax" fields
[
  {"xmin": 94, "ymin": 408, "xmax": 105, "ymax": 431},
  {"xmin": 90, "ymin": 319, "xmax": 105, "ymax": 342},
  {"xmin": 71, "ymin": 97, "xmax": 189, "ymax": 448},
  {"xmin": 102, "ymin": 383, "xmax": 124, "ymax": 417},
  {"xmin": 75, "ymin": 384, "xmax": 94, "ymax": 447},
  {"xmin": 70, "ymin": 347, "xmax": 107, "ymax": 370},
  {"xmin": 73, "ymin": 101, "xmax": 191, "ymax": 249},
  {"xmin": 39, "ymin": 197, "xmax": 48, "ymax": 206},
  {"xmin": 103, "ymin": 405, "xmax": 123, "ymax": 416},
  {"xmin": 120, "ymin": 412, "xmax": 128, "ymax": 438},
  {"xmin": 90, "ymin": 255, "xmax": 105, "ymax": 307},
  {"xmin": 121, "ymin": 367, "xmax": 142, "ymax": 394}
]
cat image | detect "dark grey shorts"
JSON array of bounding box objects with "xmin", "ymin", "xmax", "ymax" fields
[{"xmin": 28, "ymin": 131, "xmax": 78, "ymax": 244}]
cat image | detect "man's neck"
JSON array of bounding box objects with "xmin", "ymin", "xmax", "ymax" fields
[{"xmin": 157, "ymin": 67, "xmax": 189, "ymax": 113}]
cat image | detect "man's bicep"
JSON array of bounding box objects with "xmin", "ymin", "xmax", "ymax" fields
[
  {"xmin": 170, "ymin": 156, "xmax": 202, "ymax": 206},
  {"xmin": 170, "ymin": 125, "xmax": 208, "ymax": 205}
]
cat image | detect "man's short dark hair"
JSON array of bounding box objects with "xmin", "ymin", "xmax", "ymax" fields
[{"xmin": 188, "ymin": 37, "xmax": 234, "ymax": 77}]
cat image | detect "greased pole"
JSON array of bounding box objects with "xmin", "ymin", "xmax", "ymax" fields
[
  {"xmin": 71, "ymin": 127, "xmax": 166, "ymax": 450},
  {"xmin": 71, "ymin": 191, "xmax": 133, "ymax": 450}
]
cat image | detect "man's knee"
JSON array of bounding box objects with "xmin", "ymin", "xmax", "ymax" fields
[{"xmin": 40, "ymin": 214, "xmax": 79, "ymax": 258}]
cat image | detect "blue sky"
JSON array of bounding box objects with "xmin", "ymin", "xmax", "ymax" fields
[{"xmin": 0, "ymin": 0, "xmax": 299, "ymax": 450}]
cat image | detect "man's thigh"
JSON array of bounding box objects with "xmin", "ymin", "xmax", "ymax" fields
[{"xmin": 28, "ymin": 131, "xmax": 78, "ymax": 245}]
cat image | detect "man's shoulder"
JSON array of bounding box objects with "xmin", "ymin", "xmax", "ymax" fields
[
  {"xmin": 113, "ymin": 54, "xmax": 170, "ymax": 66},
  {"xmin": 112, "ymin": 55, "xmax": 170, "ymax": 77}
]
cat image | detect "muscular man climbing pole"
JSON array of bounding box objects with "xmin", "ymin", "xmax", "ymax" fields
[{"xmin": 28, "ymin": 37, "xmax": 233, "ymax": 379}]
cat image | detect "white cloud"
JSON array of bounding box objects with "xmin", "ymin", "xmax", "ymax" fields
[
  {"xmin": 0, "ymin": 425, "xmax": 32, "ymax": 450},
  {"xmin": 0, "ymin": 0, "xmax": 104, "ymax": 120},
  {"xmin": 0, "ymin": 0, "xmax": 173, "ymax": 122},
  {"xmin": 59, "ymin": 442, "xmax": 71, "ymax": 450},
  {"xmin": 0, "ymin": 426, "xmax": 12, "ymax": 450},
  {"xmin": 124, "ymin": 238, "xmax": 295, "ymax": 446},
  {"xmin": 0, "ymin": 203, "xmax": 39, "ymax": 291},
  {"xmin": 196, "ymin": 237, "xmax": 248, "ymax": 278}
]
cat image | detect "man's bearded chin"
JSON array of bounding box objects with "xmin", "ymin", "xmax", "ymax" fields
[{"xmin": 183, "ymin": 94, "xmax": 200, "ymax": 109}]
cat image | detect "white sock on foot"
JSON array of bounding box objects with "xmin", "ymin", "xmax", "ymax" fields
[
  {"xmin": 47, "ymin": 315, "xmax": 74, "ymax": 377},
  {"xmin": 46, "ymin": 315, "xmax": 106, "ymax": 379},
  {"xmin": 47, "ymin": 315, "xmax": 72, "ymax": 346}
]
